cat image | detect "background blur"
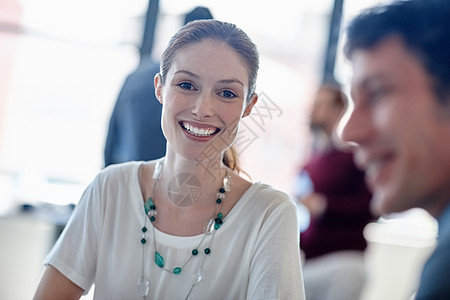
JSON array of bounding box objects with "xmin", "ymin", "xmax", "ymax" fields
[{"xmin": 0, "ymin": 0, "xmax": 438, "ymax": 299}]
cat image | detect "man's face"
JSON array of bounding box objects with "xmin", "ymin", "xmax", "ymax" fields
[
  {"xmin": 310, "ymin": 89, "xmax": 343, "ymax": 137},
  {"xmin": 341, "ymin": 36, "xmax": 450, "ymax": 217}
]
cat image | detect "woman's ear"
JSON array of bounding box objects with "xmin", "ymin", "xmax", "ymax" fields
[
  {"xmin": 154, "ymin": 73, "xmax": 163, "ymax": 104},
  {"xmin": 242, "ymin": 93, "xmax": 258, "ymax": 117}
]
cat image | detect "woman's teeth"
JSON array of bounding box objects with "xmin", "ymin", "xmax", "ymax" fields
[{"xmin": 183, "ymin": 122, "xmax": 217, "ymax": 137}]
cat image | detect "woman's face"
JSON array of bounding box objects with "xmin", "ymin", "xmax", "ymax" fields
[{"xmin": 155, "ymin": 39, "xmax": 257, "ymax": 162}]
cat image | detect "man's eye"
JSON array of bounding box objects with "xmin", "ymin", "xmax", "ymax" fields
[
  {"xmin": 220, "ymin": 90, "xmax": 237, "ymax": 98},
  {"xmin": 367, "ymin": 88, "xmax": 389, "ymax": 103},
  {"xmin": 177, "ymin": 82, "xmax": 195, "ymax": 90}
]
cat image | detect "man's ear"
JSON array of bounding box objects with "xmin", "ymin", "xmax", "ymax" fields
[
  {"xmin": 154, "ymin": 73, "xmax": 163, "ymax": 104},
  {"xmin": 242, "ymin": 93, "xmax": 258, "ymax": 117}
]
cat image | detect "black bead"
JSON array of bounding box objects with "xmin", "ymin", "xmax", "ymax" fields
[
  {"xmin": 192, "ymin": 249, "xmax": 199, "ymax": 256},
  {"xmin": 204, "ymin": 248, "xmax": 211, "ymax": 254},
  {"xmin": 150, "ymin": 216, "xmax": 156, "ymax": 222},
  {"xmin": 141, "ymin": 238, "xmax": 147, "ymax": 244},
  {"xmin": 150, "ymin": 205, "xmax": 156, "ymax": 210},
  {"xmin": 141, "ymin": 227, "xmax": 147, "ymax": 233},
  {"xmin": 220, "ymin": 188, "xmax": 225, "ymax": 193},
  {"xmin": 215, "ymin": 217, "xmax": 223, "ymax": 225},
  {"xmin": 216, "ymin": 198, "xmax": 222, "ymax": 204}
]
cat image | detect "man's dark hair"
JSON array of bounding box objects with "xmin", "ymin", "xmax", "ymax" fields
[{"xmin": 344, "ymin": 0, "xmax": 450, "ymax": 103}]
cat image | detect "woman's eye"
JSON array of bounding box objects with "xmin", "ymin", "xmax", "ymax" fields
[
  {"xmin": 177, "ymin": 82, "xmax": 195, "ymax": 90},
  {"xmin": 220, "ymin": 90, "xmax": 237, "ymax": 99}
]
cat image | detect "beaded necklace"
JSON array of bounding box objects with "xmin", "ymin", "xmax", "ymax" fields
[{"xmin": 137, "ymin": 160, "xmax": 232, "ymax": 299}]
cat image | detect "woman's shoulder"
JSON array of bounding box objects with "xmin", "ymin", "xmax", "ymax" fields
[
  {"xmin": 230, "ymin": 182, "xmax": 297, "ymax": 228},
  {"xmin": 100, "ymin": 161, "xmax": 142, "ymax": 178},
  {"xmin": 251, "ymin": 182, "xmax": 291, "ymax": 199},
  {"xmin": 97, "ymin": 160, "xmax": 161, "ymax": 191},
  {"xmin": 244, "ymin": 182, "xmax": 294, "ymax": 208},
  {"xmin": 84, "ymin": 161, "xmax": 145, "ymax": 203}
]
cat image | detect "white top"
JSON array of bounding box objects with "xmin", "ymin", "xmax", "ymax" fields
[{"xmin": 44, "ymin": 162, "xmax": 305, "ymax": 300}]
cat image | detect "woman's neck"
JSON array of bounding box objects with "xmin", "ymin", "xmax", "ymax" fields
[
  {"xmin": 157, "ymin": 147, "xmax": 229, "ymax": 207},
  {"xmin": 162, "ymin": 145, "xmax": 228, "ymax": 185}
]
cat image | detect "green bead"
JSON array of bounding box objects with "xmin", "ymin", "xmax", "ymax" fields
[
  {"xmin": 217, "ymin": 213, "xmax": 223, "ymax": 218},
  {"xmin": 141, "ymin": 227, "xmax": 147, "ymax": 233},
  {"xmin": 155, "ymin": 251, "xmax": 164, "ymax": 268},
  {"xmin": 173, "ymin": 267, "xmax": 182, "ymax": 274},
  {"xmin": 144, "ymin": 197, "xmax": 155, "ymax": 214},
  {"xmin": 216, "ymin": 198, "xmax": 222, "ymax": 204},
  {"xmin": 204, "ymin": 248, "xmax": 211, "ymax": 255},
  {"xmin": 150, "ymin": 216, "xmax": 156, "ymax": 222},
  {"xmin": 214, "ymin": 224, "xmax": 220, "ymax": 230},
  {"xmin": 192, "ymin": 249, "xmax": 199, "ymax": 256},
  {"xmin": 141, "ymin": 238, "xmax": 146, "ymax": 244}
]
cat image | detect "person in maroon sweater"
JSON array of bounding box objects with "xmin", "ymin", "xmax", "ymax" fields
[{"xmin": 296, "ymin": 84, "xmax": 374, "ymax": 300}]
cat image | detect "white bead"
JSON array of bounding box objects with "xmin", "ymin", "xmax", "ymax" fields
[
  {"xmin": 205, "ymin": 218, "xmax": 215, "ymax": 234},
  {"xmin": 193, "ymin": 269, "xmax": 203, "ymax": 285},
  {"xmin": 223, "ymin": 175, "xmax": 232, "ymax": 192},
  {"xmin": 153, "ymin": 161, "xmax": 163, "ymax": 180},
  {"xmin": 137, "ymin": 276, "xmax": 150, "ymax": 296}
]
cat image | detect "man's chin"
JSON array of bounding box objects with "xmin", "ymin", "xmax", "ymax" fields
[
  {"xmin": 370, "ymin": 189, "xmax": 413, "ymax": 218},
  {"xmin": 370, "ymin": 191, "xmax": 384, "ymax": 217},
  {"xmin": 370, "ymin": 190, "xmax": 397, "ymax": 217}
]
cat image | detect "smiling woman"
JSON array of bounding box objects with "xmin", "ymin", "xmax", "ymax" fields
[
  {"xmin": 33, "ymin": 19, "xmax": 305, "ymax": 300},
  {"xmin": 155, "ymin": 37, "xmax": 257, "ymax": 164},
  {"xmin": 155, "ymin": 20, "xmax": 259, "ymax": 174}
]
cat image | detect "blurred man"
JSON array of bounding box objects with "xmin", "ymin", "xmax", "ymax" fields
[
  {"xmin": 296, "ymin": 84, "xmax": 373, "ymax": 300},
  {"xmin": 342, "ymin": 0, "xmax": 450, "ymax": 298}
]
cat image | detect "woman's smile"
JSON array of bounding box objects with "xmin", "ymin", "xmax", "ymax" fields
[{"xmin": 180, "ymin": 121, "xmax": 220, "ymax": 138}]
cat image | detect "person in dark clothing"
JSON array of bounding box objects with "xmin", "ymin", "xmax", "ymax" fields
[
  {"xmin": 105, "ymin": 61, "xmax": 165, "ymax": 166},
  {"xmin": 296, "ymin": 84, "xmax": 373, "ymax": 300},
  {"xmin": 104, "ymin": 6, "xmax": 213, "ymax": 167}
]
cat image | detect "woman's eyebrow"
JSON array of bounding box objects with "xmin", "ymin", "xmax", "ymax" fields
[
  {"xmin": 218, "ymin": 79, "xmax": 244, "ymax": 87},
  {"xmin": 173, "ymin": 70, "xmax": 200, "ymax": 79}
]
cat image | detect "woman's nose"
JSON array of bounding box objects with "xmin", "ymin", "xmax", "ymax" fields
[{"xmin": 191, "ymin": 93, "xmax": 214, "ymax": 118}]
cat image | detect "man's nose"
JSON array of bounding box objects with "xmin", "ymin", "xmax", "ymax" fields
[{"xmin": 340, "ymin": 104, "xmax": 374, "ymax": 147}]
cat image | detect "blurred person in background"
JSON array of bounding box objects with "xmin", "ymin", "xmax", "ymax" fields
[
  {"xmin": 295, "ymin": 84, "xmax": 373, "ymax": 300},
  {"xmin": 104, "ymin": 6, "xmax": 213, "ymax": 167},
  {"xmin": 342, "ymin": 0, "xmax": 450, "ymax": 298}
]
